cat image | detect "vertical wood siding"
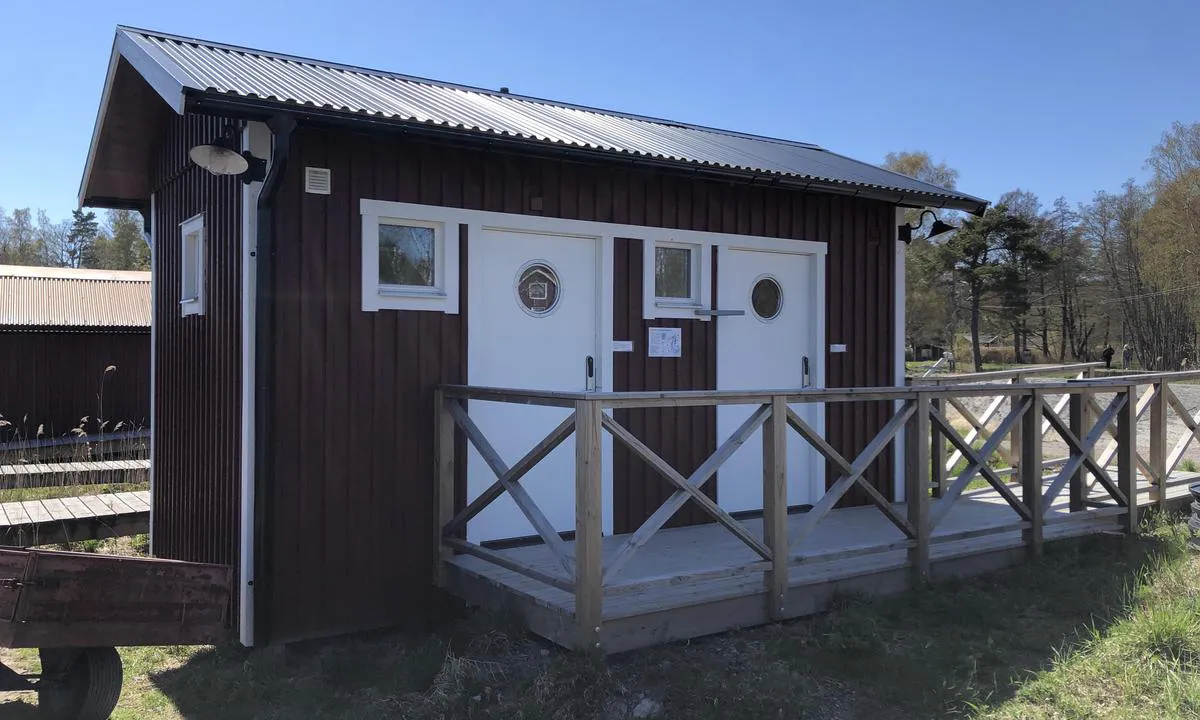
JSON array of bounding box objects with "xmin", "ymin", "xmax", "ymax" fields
[
  {"xmin": 252, "ymin": 125, "xmax": 896, "ymax": 641},
  {"xmin": 150, "ymin": 114, "xmax": 243, "ymax": 601},
  {"xmin": 0, "ymin": 330, "xmax": 149, "ymax": 440},
  {"xmin": 611, "ymin": 238, "xmax": 716, "ymax": 534}
]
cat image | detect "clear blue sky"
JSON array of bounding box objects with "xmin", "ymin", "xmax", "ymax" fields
[{"xmin": 1, "ymin": 0, "xmax": 1196, "ymax": 222}]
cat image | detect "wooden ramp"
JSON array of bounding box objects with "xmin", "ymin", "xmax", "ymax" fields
[
  {"xmin": 0, "ymin": 491, "xmax": 149, "ymax": 546},
  {"xmin": 0, "ymin": 459, "xmax": 149, "ymax": 490}
]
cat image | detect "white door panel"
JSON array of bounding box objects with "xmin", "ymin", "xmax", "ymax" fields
[
  {"xmin": 468, "ymin": 229, "xmax": 600, "ymax": 542},
  {"xmin": 716, "ymin": 247, "xmax": 822, "ymax": 512}
]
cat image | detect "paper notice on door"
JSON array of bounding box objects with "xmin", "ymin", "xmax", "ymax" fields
[
  {"xmin": 613, "ymin": 340, "xmax": 634, "ymax": 352},
  {"xmin": 648, "ymin": 327, "xmax": 682, "ymax": 358}
]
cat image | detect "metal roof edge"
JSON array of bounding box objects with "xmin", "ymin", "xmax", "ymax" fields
[{"xmin": 817, "ymin": 146, "xmax": 989, "ymax": 211}]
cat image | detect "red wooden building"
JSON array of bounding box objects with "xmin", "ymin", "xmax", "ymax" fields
[
  {"xmin": 80, "ymin": 26, "xmax": 987, "ymax": 646},
  {"xmin": 0, "ymin": 265, "xmax": 150, "ymax": 442}
]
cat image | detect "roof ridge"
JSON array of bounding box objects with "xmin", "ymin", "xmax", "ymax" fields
[{"xmin": 118, "ymin": 25, "xmax": 827, "ymax": 152}]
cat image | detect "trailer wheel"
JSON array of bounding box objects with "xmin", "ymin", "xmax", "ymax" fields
[{"xmin": 38, "ymin": 647, "xmax": 123, "ymax": 720}]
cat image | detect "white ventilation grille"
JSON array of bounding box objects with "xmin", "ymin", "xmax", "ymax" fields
[{"xmin": 304, "ymin": 167, "xmax": 331, "ymax": 195}]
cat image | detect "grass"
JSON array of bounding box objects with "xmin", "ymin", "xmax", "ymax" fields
[
  {"xmin": 1183, "ymin": 459, "xmax": 1198, "ymax": 473},
  {"xmin": 0, "ymin": 481, "xmax": 147, "ymax": 503},
  {"xmin": 3, "ymin": 515, "xmax": 1200, "ymax": 718}
]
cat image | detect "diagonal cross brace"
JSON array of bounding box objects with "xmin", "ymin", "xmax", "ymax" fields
[
  {"xmin": 447, "ymin": 401, "xmax": 576, "ymax": 578},
  {"xmin": 930, "ymin": 396, "xmax": 1031, "ymax": 528},
  {"xmin": 444, "ymin": 411, "xmax": 577, "ymax": 536},
  {"xmin": 786, "ymin": 407, "xmax": 916, "ymax": 539},
  {"xmin": 930, "ymin": 409, "xmax": 1031, "ymax": 523},
  {"xmin": 600, "ymin": 406, "xmax": 773, "ymax": 583},
  {"xmin": 788, "ymin": 401, "xmax": 916, "ymax": 551},
  {"xmin": 1043, "ymin": 393, "xmax": 1128, "ymax": 509}
]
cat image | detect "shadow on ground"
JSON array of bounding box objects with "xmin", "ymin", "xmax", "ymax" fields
[{"xmin": 142, "ymin": 529, "xmax": 1169, "ymax": 719}]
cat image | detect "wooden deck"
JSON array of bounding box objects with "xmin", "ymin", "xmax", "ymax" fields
[
  {"xmin": 0, "ymin": 491, "xmax": 150, "ymax": 546},
  {"xmin": 434, "ymin": 369, "xmax": 1200, "ymax": 653},
  {"xmin": 444, "ymin": 485, "xmax": 1166, "ymax": 653}
]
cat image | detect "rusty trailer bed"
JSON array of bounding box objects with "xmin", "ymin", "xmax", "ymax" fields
[{"xmin": 0, "ymin": 547, "xmax": 233, "ymax": 649}]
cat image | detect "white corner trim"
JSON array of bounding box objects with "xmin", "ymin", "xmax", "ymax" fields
[
  {"xmin": 238, "ymin": 121, "xmax": 270, "ymax": 647},
  {"xmin": 148, "ymin": 194, "xmax": 156, "ymax": 556},
  {"xmin": 893, "ymin": 207, "xmax": 907, "ymax": 502}
]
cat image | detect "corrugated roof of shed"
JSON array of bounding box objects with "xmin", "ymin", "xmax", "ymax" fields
[
  {"xmin": 94, "ymin": 26, "xmax": 987, "ymax": 213},
  {"xmin": 0, "ymin": 265, "xmax": 151, "ymax": 329}
]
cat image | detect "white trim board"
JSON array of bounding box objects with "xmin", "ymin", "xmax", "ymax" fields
[{"xmin": 358, "ymin": 200, "xmax": 827, "ymax": 261}]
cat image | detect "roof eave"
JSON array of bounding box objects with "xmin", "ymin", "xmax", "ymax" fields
[
  {"xmin": 77, "ymin": 29, "xmax": 191, "ymax": 209},
  {"xmin": 185, "ymin": 91, "xmax": 991, "ymax": 214}
]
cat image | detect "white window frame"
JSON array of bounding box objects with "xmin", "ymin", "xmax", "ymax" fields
[
  {"xmin": 643, "ymin": 237, "xmax": 711, "ymax": 320},
  {"xmin": 360, "ymin": 200, "xmax": 460, "ymax": 313},
  {"xmin": 180, "ymin": 213, "xmax": 205, "ymax": 317}
]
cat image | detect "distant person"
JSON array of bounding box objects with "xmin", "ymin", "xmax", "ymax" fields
[
  {"xmin": 1122, "ymin": 344, "xmax": 1133, "ymax": 370},
  {"xmin": 1102, "ymin": 345, "xmax": 1115, "ymax": 369},
  {"xmin": 1182, "ymin": 357, "xmax": 1191, "ymax": 371},
  {"xmin": 943, "ymin": 350, "xmax": 955, "ymax": 372}
]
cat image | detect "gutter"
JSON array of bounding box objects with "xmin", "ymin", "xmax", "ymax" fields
[{"xmin": 252, "ymin": 114, "xmax": 296, "ymax": 646}]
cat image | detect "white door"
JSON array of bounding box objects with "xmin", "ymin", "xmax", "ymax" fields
[
  {"xmin": 468, "ymin": 228, "xmax": 601, "ymax": 542},
  {"xmin": 716, "ymin": 247, "xmax": 822, "ymax": 513}
]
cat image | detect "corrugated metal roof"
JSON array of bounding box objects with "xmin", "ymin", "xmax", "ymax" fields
[
  {"xmin": 0, "ymin": 265, "xmax": 150, "ymax": 329},
  {"xmin": 112, "ymin": 26, "xmax": 987, "ymax": 212}
]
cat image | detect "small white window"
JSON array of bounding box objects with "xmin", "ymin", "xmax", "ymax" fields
[
  {"xmin": 643, "ymin": 238, "xmax": 709, "ymax": 320},
  {"xmin": 360, "ymin": 201, "xmax": 459, "ymax": 313},
  {"xmin": 180, "ymin": 213, "xmax": 205, "ymax": 317}
]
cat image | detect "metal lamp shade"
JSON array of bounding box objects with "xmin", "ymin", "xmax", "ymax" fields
[{"xmin": 188, "ymin": 143, "xmax": 250, "ymax": 175}]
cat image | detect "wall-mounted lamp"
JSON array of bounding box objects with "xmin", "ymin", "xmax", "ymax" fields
[
  {"xmin": 189, "ymin": 125, "xmax": 267, "ymax": 184},
  {"xmin": 899, "ymin": 209, "xmax": 956, "ymax": 244}
]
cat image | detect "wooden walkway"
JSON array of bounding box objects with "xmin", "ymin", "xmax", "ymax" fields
[
  {"xmin": 0, "ymin": 490, "xmax": 150, "ymax": 546},
  {"xmin": 0, "ymin": 459, "xmax": 150, "ymax": 490}
]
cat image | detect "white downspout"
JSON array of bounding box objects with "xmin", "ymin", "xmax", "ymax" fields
[{"xmin": 239, "ymin": 121, "xmax": 270, "ymax": 646}]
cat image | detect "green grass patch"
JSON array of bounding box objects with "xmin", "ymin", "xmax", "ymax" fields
[{"xmin": 3, "ymin": 517, "xmax": 1199, "ymax": 718}]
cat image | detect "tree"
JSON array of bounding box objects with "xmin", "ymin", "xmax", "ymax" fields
[
  {"xmin": 66, "ymin": 210, "xmax": 100, "ymax": 268},
  {"xmin": 88, "ymin": 210, "xmax": 149, "ymax": 271},
  {"xmin": 937, "ymin": 205, "xmax": 1046, "ymax": 371}
]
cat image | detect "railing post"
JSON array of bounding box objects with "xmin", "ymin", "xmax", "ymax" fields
[
  {"xmin": 1021, "ymin": 388, "xmax": 1044, "ymax": 558},
  {"xmin": 1081, "ymin": 374, "xmax": 1095, "ymax": 495},
  {"xmin": 1117, "ymin": 384, "xmax": 1139, "ymax": 534},
  {"xmin": 762, "ymin": 396, "xmax": 788, "ymax": 620},
  {"xmin": 1009, "ymin": 374, "xmax": 1026, "ymax": 486},
  {"xmin": 434, "ymin": 389, "xmax": 456, "ymax": 586},
  {"xmin": 906, "ymin": 393, "xmax": 931, "ymax": 585},
  {"xmin": 1068, "ymin": 391, "xmax": 1085, "ymax": 512},
  {"xmin": 930, "ymin": 396, "xmax": 946, "ymax": 498},
  {"xmin": 574, "ymin": 399, "xmax": 603, "ymax": 651},
  {"xmin": 1149, "ymin": 381, "xmax": 1168, "ymax": 511}
]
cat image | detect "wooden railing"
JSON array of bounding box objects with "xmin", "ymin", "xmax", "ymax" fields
[{"xmin": 435, "ymin": 374, "xmax": 1196, "ymax": 649}]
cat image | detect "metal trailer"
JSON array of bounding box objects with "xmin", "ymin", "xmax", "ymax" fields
[{"xmin": 0, "ymin": 548, "xmax": 233, "ymax": 719}]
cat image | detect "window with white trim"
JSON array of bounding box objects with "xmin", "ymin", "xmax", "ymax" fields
[
  {"xmin": 180, "ymin": 213, "xmax": 205, "ymax": 317},
  {"xmin": 643, "ymin": 238, "xmax": 710, "ymax": 320},
  {"xmin": 360, "ymin": 201, "xmax": 459, "ymax": 313}
]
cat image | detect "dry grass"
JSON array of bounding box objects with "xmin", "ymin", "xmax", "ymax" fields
[{"xmin": 3, "ymin": 515, "xmax": 1199, "ymax": 718}]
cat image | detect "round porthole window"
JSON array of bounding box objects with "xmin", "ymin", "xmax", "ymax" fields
[
  {"xmin": 751, "ymin": 276, "xmax": 783, "ymax": 321},
  {"xmin": 516, "ymin": 261, "xmax": 561, "ymax": 316}
]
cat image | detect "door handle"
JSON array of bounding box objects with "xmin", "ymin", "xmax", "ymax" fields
[
  {"xmin": 585, "ymin": 355, "xmax": 596, "ymax": 391},
  {"xmin": 802, "ymin": 355, "xmax": 811, "ymax": 388}
]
